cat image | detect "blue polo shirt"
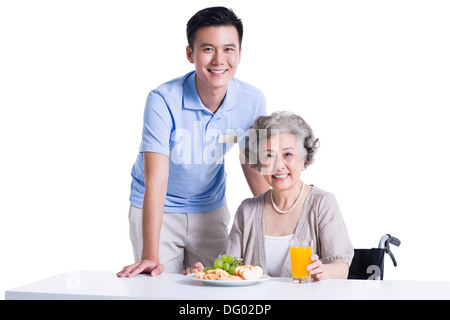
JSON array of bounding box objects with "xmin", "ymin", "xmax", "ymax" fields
[{"xmin": 129, "ymin": 71, "xmax": 266, "ymax": 213}]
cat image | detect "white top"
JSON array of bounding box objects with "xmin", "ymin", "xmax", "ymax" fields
[
  {"xmin": 5, "ymin": 271, "xmax": 450, "ymax": 300},
  {"xmin": 264, "ymin": 234, "xmax": 294, "ymax": 276}
]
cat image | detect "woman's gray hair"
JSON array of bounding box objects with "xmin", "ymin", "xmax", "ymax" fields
[{"xmin": 245, "ymin": 111, "xmax": 320, "ymax": 171}]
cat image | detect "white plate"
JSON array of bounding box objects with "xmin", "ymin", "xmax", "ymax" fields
[{"xmin": 187, "ymin": 273, "xmax": 271, "ymax": 287}]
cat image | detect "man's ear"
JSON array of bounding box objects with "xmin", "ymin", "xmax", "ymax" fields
[
  {"xmin": 238, "ymin": 46, "xmax": 242, "ymax": 64},
  {"xmin": 186, "ymin": 46, "xmax": 194, "ymax": 64}
]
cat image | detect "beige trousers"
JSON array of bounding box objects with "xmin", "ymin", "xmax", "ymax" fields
[{"xmin": 129, "ymin": 204, "xmax": 230, "ymax": 273}]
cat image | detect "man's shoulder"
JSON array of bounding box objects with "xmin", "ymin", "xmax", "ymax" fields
[
  {"xmin": 151, "ymin": 71, "xmax": 194, "ymax": 96},
  {"xmin": 230, "ymin": 77, "xmax": 264, "ymax": 97}
]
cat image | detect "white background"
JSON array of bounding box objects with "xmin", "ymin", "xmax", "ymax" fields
[{"xmin": 1, "ymin": 0, "xmax": 450, "ymax": 297}]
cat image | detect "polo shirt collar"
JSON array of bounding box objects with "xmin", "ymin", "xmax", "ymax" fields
[{"xmin": 183, "ymin": 72, "xmax": 239, "ymax": 114}]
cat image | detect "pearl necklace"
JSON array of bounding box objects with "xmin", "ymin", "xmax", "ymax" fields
[{"xmin": 270, "ymin": 183, "xmax": 304, "ymax": 214}]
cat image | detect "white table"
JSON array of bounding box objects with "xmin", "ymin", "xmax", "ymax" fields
[{"xmin": 5, "ymin": 270, "xmax": 450, "ymax": 300}]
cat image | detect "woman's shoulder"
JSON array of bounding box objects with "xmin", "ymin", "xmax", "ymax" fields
[
  {"xmin": 307, "ymin": 185, "xmax": 339, "ymax": 206},
  {"xmin": 235, "ymin": 191, "xmax": 267, "ymax": 219},
  {"xmin": 238, "ymin": 191, "xmax": 266, "ymax": 209}
]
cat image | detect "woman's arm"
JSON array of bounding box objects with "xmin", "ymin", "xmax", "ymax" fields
[
  {"xmin": 307, "ymin": 255, "xmax": 349, "ymax": 280},
  {"xmin": 317, "ymin": 193, "xmax": 354, "ymax": 271},
  {"xmin": 302, "ymin": 192, "xmax": 353, "ymax": 280}
]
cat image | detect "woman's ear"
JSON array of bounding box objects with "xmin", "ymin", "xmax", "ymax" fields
[{"xmin": 300, "ymin": 158, "xmax": 306, "ymax": 171}]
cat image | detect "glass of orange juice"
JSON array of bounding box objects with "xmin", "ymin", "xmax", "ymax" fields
[{"xmin": 289, "ymin": 239, "xmax": 313, "ymax": 284}]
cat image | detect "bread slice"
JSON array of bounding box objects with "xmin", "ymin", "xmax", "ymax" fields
[{"xmin": 234, "ymin": 265, "xmax": 263, "ymax": 280}]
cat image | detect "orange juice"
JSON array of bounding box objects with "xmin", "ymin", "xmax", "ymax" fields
[{"xmin": 290, "ymin": 246, "xmax": 312, "ymax": 279}]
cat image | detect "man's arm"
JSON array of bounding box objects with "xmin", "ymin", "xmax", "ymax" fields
[
  {"xmin": 241, "ymin": 163, "xmax": 270, "ymax": 196},
  {"xmin": 239, "ymin": 144, "xmax": 270, "ymax": 196},
  {"xmin": 141, "ymin": 151, "xmax": 169, "ymax": 262},
  {"xmin": 118, "ymin": 152, "xmax": 169, "ymax": 278}
]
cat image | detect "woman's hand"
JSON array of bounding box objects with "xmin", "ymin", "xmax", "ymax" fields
[
  {"xmin": 117, "ymin": 259, "xmax": 164, "ymax": 278},
  {"xmin": 307, "ymin": 254, "xmax": 350, "ymax": 280},
  {"xmin": 182, "ymin": 262, "xmax": 204, "ymax": 275},
  {"xmin": 307, "ymin": 254, "xmax": 328, "ymax": 281}
]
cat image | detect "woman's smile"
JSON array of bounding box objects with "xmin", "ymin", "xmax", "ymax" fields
[{"xmin": 272, "ymin": 173, "xmax": 290, "ymax": 181}]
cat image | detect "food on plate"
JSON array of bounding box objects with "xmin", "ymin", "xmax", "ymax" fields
[
  {"xmin": 195, "ymin": 268, "xmax": 242, "ymax": 280},
  {"xmin": 194, "ymin": 254, "xmax": 264, "ymax": 281},
  {"xmin": 202, "ymin": 254, "xmax": 244, "ymax": 276}
]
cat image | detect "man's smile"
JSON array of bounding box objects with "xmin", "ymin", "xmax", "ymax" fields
[{"xmin": 208, "ymin": 69, "xmax": 227, "ymax": 75}]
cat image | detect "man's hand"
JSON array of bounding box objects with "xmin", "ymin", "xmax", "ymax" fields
[{"xmin": 117, "ymin": 259, "xmax": 165, "ymax": 278}]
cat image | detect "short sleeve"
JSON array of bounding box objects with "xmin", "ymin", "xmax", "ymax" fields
[
  {"xmin": 139, "ymin": 91, "xmax": 173, "ymax": 156},
  {"xmin": 317, "ymin": 193, "xmax": 354, "ymax": 266},
  {"xmin": 256, "ymin": 90, "xmax": 267, "ymax": 117}
]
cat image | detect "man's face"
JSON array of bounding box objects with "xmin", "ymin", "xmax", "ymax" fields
[{"xmin": 186, "ymin": 25, "xmax": 241, "ymax": 93}]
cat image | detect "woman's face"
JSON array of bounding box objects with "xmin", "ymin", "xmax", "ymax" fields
[{"xmin": 260, "ymin": 133, "xmax": 305, "ymax": 191}]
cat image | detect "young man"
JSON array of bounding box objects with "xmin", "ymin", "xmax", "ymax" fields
[{"xmin": 118, "ymin": 7, "xmax": 269, "ymax": 278}]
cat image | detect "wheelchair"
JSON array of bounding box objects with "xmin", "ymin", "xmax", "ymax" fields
[{"xmin": 348, "ymin": 234, "xmax": 401, "ymax": 280}]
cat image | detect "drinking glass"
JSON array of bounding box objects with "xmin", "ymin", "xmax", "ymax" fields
[{"xmin": 289, "ymin": 239, "xmax": 313, "ymax": 284}]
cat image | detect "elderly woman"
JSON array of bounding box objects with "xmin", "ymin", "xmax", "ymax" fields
[{"xmin": 184, "ymin": 111, "xmax": 353, "ymax": 279}]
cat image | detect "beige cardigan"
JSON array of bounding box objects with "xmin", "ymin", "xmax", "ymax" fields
[{"xmin": 225, "ymin": 186, "xmax": 354, "ymax": 277}]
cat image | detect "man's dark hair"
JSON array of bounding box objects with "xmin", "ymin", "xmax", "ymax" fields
[{"xmin": 186, "ymin": 6, "xmax": 243, "ymax": 49}]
